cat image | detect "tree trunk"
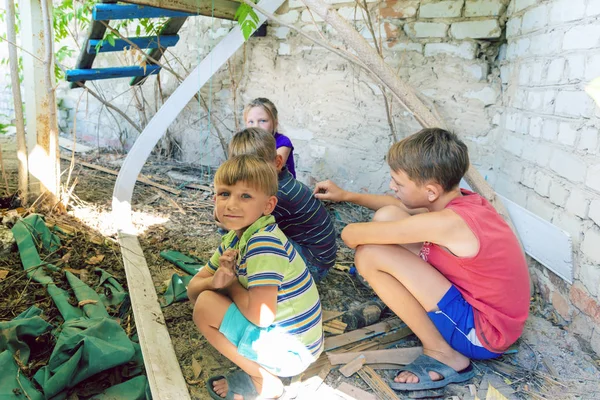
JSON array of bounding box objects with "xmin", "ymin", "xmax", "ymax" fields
[
  {"xmin": 300, "ymin": 0, "xmax": 517, "ymax": 235},
  {"xmin": 5, "ymin": 0, "xmax": 29, "ymax": 204}
]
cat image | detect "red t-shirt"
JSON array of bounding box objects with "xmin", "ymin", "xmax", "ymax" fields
[{"xmin": 420, "ymin": 190, "xmax": 530, "ymax": 353}]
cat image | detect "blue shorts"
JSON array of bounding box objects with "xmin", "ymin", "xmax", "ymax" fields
[
  {"xmin": 288, "ymin": 239, "xmax": 328, "ymax": 283},
  {"xmin": 219, "ymin": 303, "xmax": 314, "ymax": 377},
  {"xmin": 428, "ymin": 286, "xmax": 502, "ymax": 360}
]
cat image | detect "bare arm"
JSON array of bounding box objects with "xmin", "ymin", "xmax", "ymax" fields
[
  {"xmin": 186, "ymin": 267, "xmax": 215, "ymax": 303},
  {"xmin": 227, "ymin": 283, "xmax": 278, "ymax": 328},
  {"xmin": 277, "ymin": 146, "xmax": 292, "ymax": 167},
  {"xmin": 314, "ymin": 179, "xmax": 412, "ymax": 212},
  {"xmin": 341, "ymin": 208, "xmax": 478, "ymax": 257}
]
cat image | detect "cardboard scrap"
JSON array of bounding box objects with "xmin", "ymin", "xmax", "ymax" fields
[
  {"xmin": 339, "ymin": 354, "xmax": 366, "ymax": 377},
  {"xmin": 336, "ymin": 382, "xmax": 377, "ymax": 400}
]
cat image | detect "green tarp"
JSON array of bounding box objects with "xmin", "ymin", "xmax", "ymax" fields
[
  {"xmin": 3, "ymin": 214, "xmax": 149, "ymax": 399},
  {"xmin": 159, "ymin": 250, "xmax": 203, "ymax": 275}
]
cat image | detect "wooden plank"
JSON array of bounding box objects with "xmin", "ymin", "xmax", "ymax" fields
[
  {"xmin": 357, "ymin": 366, "xmax": 399, "ymax": 400},
  {"xmin": 336, "ymin": 382, "xmax": 377, "ymax": 400},
  {"xmin": 93, "ymin": 3, "xmax": 195, "ymax": 20},
  {"xmin": 497, "ymin": 194, "xmax": 573, "ymax": 283},
  {"xmin": 70, "ymin": 0, "xmax": 117, "ymax": 88},
  {"xmin": 339, "ymin": 354, "xmax": 366, "ymax": 377},
  {"xmin": 324, "ymin": 318, "xmax": 404, "ymax": 351},
  {"xmin": 121, "ymin": 0, "xmax": 241, "ymax": 20},
  {"xmin": 118, "ymin": 233, "xmax": 191, "ymax": 399},
  {"xmin": 60, "ymin": 155, "xmax": 182, "ymax": 195},
  {"xmin": 322, "ymin": 309, "xmax": 344, "ymax": 323},
  {"xmin": 328, "ymin": 347, "xmax": 422, "ymax": 366},
  {"xmin": 130, "ymin": 17, "xmax": 188, "ymax": 86},
  {"xmin": 88, "ymin": 35, "xmax": 180, "ymax": 54},
  {"xmin": 66, "ymin": 65, "xmax": 161, "ymax": 82}
]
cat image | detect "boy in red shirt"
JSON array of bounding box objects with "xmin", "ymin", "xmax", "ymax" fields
[{"xmin": 314, "ymin": 128, "xmax": 530, "ymax": 391}]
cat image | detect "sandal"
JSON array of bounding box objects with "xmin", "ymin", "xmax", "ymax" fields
[
  {"xmin": 388, "ymin": 354, "xmax": 475, "ymax": 391},
  {"xmin": 206, "ymin": 371, "xmax": 259, "ymax": 400}
]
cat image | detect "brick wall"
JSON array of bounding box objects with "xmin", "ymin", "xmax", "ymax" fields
[{"xmin": 494, "ymin": 0, "xmax": 600, "ymax": 352}]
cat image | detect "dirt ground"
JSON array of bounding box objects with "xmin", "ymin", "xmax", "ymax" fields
[{"xmin": 1, "ymin": 134, "xmax": 600, "ymax": 399}]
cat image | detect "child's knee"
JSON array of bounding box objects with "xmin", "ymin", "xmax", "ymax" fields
[
  {"xmin": 373, "ymin": 205, "xmax": 409, "ymax": 222},
  {"xmin": 354, "ymin": 245, "xmax": 378, "ymax": 276},
  {"xmin": 192, "ymin": 291, "xmax": 214, "ymax": 322}
]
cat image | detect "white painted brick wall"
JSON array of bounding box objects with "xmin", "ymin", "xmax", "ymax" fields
[
  {"xmin": 563, "ymin": 25, "xmax": 600, "ymax": 50},
  {"xmin": 549, "ymin": 0, "xmax": 586, "ymax": 23},
  {"xmin": 549, "ymin": 181, "xmax": 569, "ymax": 206},
  {"xmin": 534, "ymin": 171, "xmax": 552, "ymax": 197},
  {"xmin": 527, "ymin": 91, "xmax": 543, "ymax": 111},
  {"xmin": 529, "ymin": 116, "xmax": 542, "ymax": 137},
  {"xmin": 566, "ymin": 189, "xmax": 590, "ymax": 218},
  {"xmin": 521, "ymin": 167, "xmax": 536, "ymax": 188},
  {"xmin": 464, "ymin": 0, "xmax": 506, "ymax": 17},
  {"xmin": 506, "ymin": 17, "xmax": 521, "ymax": 37},
  {"xmin": 522, "ymin": 5, "xmax": 548, "ymax": 33},
  {"xmin": 585, "ymin": 54, "xmax": 600, "ymax": 83},
  {"xmin": 547, "ymin": 58, "xmax": 565, "ymax": 84},
  {"xmin": 586, "ymin": 164, "xmax": 600, "ymax": 193},
  {"xmin": 424, "ymin": 42, "xmax": 477, "ymax": 59},
  {"xmin": 586, "ymin": 1, "xmax": 600, "ymax": 17},
  {"xmin": 557, "ymin": 122, "xmax": 578, "ymax": 146},
  {"xmin": 464, "ymin": 86, "xmax": 498, "ymax": 105},
  {"xmin": 589, "ymin": 200, "xmax": 600, "ymax": 226},
  {"xmin": 514, "ymin": 0, "xmax": 536, "ymax": 13},
  {"xmin": 502, "ymin": 134, "xmax": 524, "ymax": 156},
  {"xmin": 450, "ymin": 20, "xmax": 501, "ymax": 39},
  {"xmin": 542, "ymin": 90, "xmax": 556, "ymax": 114},
  {"xmin": 581, "ymin": 228, "xmax": 600, "ymax": 264},
  {"xmin": 553, "ymin": 212, "xmax": 583, "ymax": 243},
  {"xmin": 549, "ymin": 150, "xmax": 587, "ymax": 182},
  {"xmin": 420, "ymin": 0, "xmax": 464, "ymax": 18},
  {"xmin": 555, "ymin": 91, "xmax": 594, "ymax": 118},
  {"xmin": 566, "ymin": 55, "xmax": 586, "ymax": 82},
  {"xmin": 405, "ymin": 22, "xmax": 449, "ymax": 38},
  {"xmin": 278, "ymin": 10, "xmax": 300, "ymax": 24},
  {"xmin": 542, "ymin": 119, "xmax": 558, "ymax": 142},
  {"xmin": 527, "ymin": 193, "xmax": 556, "ymax": 221},
  {"xmin": 578, "ymin": 128, "xmax": 598, "ymax": 154}
]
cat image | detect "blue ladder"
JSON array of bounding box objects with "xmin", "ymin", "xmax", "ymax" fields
[{"xmin": 67, "ymin": 1, "xmax": 237, "ymax": 87}]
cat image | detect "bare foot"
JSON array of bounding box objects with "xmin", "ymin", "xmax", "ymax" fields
[
  {"xmin": 211, "ymin": 375, "xmax": 284, "ymax": 399},
  {"xmin": 394, "ymin": 349, "xmax": 470, "ymax": 384}
]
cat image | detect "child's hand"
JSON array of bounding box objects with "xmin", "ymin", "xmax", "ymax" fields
[
  {"xmin": 219, "ymin": 249, "xmax": 239, "ymax": 271},
  {"xmin": 313, "ymin": 180, "xmax": 347, "ymax": 202},
  {"xmin": 213, "ymin": 266, "xmax": 236, "ymax": 289}
]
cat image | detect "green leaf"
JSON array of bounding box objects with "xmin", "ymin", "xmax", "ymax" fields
[
  {"xmin": 107, "ymin": 34, "xmax": 116, "ymax": 47},
  {"xmin": 136, "ymin": 25, "xmax": 141, "ymax": 36},
  {"xmin": 249, "ymin": 9, "xmax": 259, "ymax": 24}
]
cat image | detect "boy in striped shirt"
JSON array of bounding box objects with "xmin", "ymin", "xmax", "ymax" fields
[
  {"xmin": 227, "ymin": 127, "xmax": 337, "ymax": 283},
  {"xmin": 187, "ymin": 155, "xmax": 324, "ymax": 399}
]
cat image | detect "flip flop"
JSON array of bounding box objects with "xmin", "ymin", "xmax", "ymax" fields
[
  {"xmin": 206, "ymin": 371, "xmax": 259, "ymax": 400},
  {"xmin": 388, "ymin": 354, "xmax": 475, "ymax": 391}
]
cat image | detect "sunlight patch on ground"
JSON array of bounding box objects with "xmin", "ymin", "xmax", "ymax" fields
[{"xmin": 69, "ymin": 203, "xmax": 169, "ymax": 237}]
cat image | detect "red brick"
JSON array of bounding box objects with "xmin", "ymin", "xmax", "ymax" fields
[
  {"xmin": 551, "ymin": 290, "xmax": 571, "ymax": 320},
  {"xmin": 569, "ymin": 283, "xmax": 600, "ymax": 324}
]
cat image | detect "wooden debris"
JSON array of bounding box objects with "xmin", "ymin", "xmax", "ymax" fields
[
  {"xmin": 61, "ymin": 155, "xmax": 182, "ymax": 195},
  {"xmin": 369, "ymin": 363, "xmax": 402, "ymax": 370},
  {"xmin": 324, "ymin": 318, "xmax": 405, "ymax": 351},
  {"xmin": 323, "ymin": 319, "xmax": 347, "ymax": 335},
  {"xmin": 0, "ymin": 269, "xmax": 8, "ymax": 281},
  {"xmin": 322, "ymin": 309, "xmax": 344, "ymax": 323},
  {"xmin": 185, "ymin": 182, "xmax": 213, "ymax": 192},
  {"xmin": 328, "ymin": 347, "xmax": 422, "ymax": 366},
  {"xmin": 478, "ymin": 372, "xmax": 516, "ymax": 400},
  {"xmin": 86, "ymin": 254, "xmax": 105, "ymax": 265},
  {"xmin": 339, "ymin": 354, "xmax": 366, "ymax": 377},
  {"xmin": 542, "ymin": 355, "xmax": 558, "ymax": 377},
  {"xmin": 336, "ymin": 382, "xmax": 377, "ymax": 400},
  {"xmin": 357, "ymin": 366, "xmax": 399, "ymax": 400},
  {"xmin": 78, "ymin": 300, "xmax": 98, "ymax": 307},
  {"xmin": 486, "ymin": 384, "xmax": 510, "ymax": 400},
  {"xmin": 191, "ymin": 357, "xmax": 202, "ymax": 379},
  {"xmin": 333, "ymin": 264, "xmax": 350, "ymax": 272}
]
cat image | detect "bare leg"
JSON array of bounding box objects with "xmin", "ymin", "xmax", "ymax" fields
[
  {"xmin": 355, "ymin": 206, "xmax": 470, "ymax": 384},
  {"xmin": 193, "ymin": 290, "xmax": 284, "ymax": 399}
]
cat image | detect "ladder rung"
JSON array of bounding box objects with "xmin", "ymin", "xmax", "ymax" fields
[
  {"xmin": 66, "ymin": 65, "xmax": 161, "ymax": 82},
  {"xmin": 93, "ymin": 4, "xmax": 195, "ymax": 20},
  {"xmin": 87, "ymin": 35, "xmax": 180, "ymax": 54}
]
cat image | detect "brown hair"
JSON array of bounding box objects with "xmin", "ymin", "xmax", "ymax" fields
[
  {"xmin": 214, "ymin": 154, "xmax": 278, "ymax": 196},
  {"xmin": 243, "ymin": 98, "xmax": 278, "ymax": 134},
  {"xmin": 229, "ymin": 128, "xmax": 277, "ymax": 162},
  {"xmin": 387, "ymin": 128, "xmax": 469, "ymax": 191}
]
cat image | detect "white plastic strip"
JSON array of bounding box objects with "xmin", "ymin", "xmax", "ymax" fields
[{"xmin": 112, "ymin": 0, "xmax": 286, "ymax": 231}]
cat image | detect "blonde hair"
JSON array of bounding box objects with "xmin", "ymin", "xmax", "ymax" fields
[
  {"xmin": 214, "ymin": 155, "xmax": 278, "ymax": 196},
  {"xmin": 387, "ymin": 128, "xmax": 469, "ymax": 192},
  {"xmin": 229, "ymin": 128, "xmax": 277, "ymax": 162},
  {"xmin": 243, "ymin": 98, "xmax": 278, "ymax": 134}
]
